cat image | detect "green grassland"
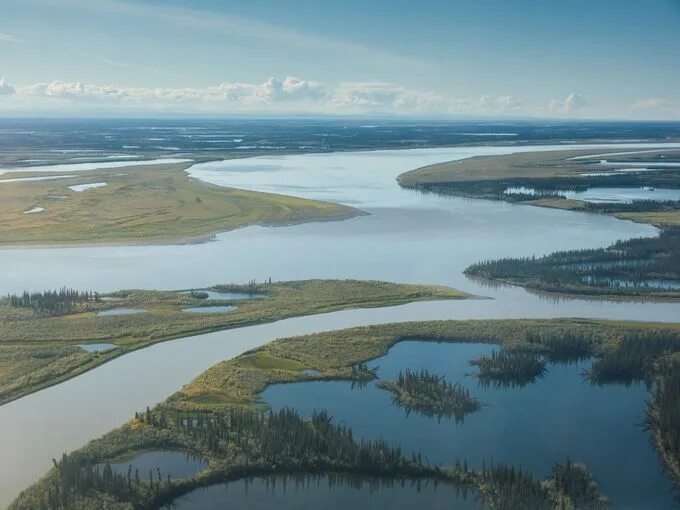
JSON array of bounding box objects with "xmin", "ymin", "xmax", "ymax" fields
[
  {"xmin": 398, "ymin": 148, "xmax": 680, "ymax": 228},
  {"xmin": 170, "ymin": 318, "xmax": 677, "ymax": 409},
  {"xmin": 16, "ymin": 317, "xmax": 672, "ymax": 509},
  {"xmin": 0, "ymin": 161, "xmax": 359, "ymax": 246},
  {"xmin": 0, "ymin": 280, "xmax": 468, "ymax": 406}
]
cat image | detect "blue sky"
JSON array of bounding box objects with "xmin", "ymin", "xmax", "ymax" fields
[{"xmin": 1, "ymin": 0, "xmax": 679, "ymax": 118}]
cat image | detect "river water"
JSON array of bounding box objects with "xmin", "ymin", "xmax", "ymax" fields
[{"xmin": 1, "ymin": 143, "xmax": 679, "ymax": 507}]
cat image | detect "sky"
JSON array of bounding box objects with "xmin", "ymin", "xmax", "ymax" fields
[{"xmin": 1, "ymin": 0, "xmax": 680, "ymax": 119}]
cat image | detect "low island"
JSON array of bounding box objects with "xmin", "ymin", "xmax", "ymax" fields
[
  {"xmin": 0, "ymin": 279, "xmax": 469, "ymax": 405},
  {"xmin": 15, "ymin": 317, "xmax": 680, "ymax": 509},
  {"xmin": 0, "ymin": 160, "xmax": 358, "ymax": 246}
]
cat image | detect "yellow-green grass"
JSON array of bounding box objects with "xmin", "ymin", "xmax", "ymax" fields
[
  {"xmin": 11, "ymin": 317, "xmax": 673, "ymax": 509},
  {"xmin": 398, "ymin": 148, "xmax": 680, "ymax": 230},
  {"xmin": 170, "ymin": 317, "xmax": 680, "ymax": 411},
  {"xmin": 0, "ymin": 279, "xmax": 469, "ymax": 405},
  {"xmin": 0, "ymin": 162, "xmax": 358, "ymax": 246},
  {"xmin": 398, "ymin": 148, "xmax": 680, "ymax": 186}
]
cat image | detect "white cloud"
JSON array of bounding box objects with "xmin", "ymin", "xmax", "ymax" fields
[
  {"xmin": 629, "ymin": 98, "xmax": 680, "ymax": 119},
  {"xmin": 0, "ymin": 78, "xmax": 16, "ymax": 96},
  {"xmin": 0, "ymin": 31, "xmax": 18, "ymax": 43},
  {"xmin": 332, "ymin": 82, "xmax": 446, "ymax": 113},
  {"xmin": 3, "ymin": 75, "xmax": 612, "ymax": 118},
  {"xmin": 549, "ymin": 93, "xmax": 587, "ymax": 115}
]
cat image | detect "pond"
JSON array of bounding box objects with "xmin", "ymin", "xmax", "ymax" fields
[
  {"xmin": 97, "ymin": 307, "xmax": 146, "ymax": 316},
  {"xmin": 182, "ymin": 305, "xmax": 237, "ymax": 314},
  {"xmin": 169, "ymin": 474, "xmax": 481, "ymax": 510},
  {"xmin": 261, "ymin": 341, "xmax": 677, "ymax": 509},
  {"xmin": 505, "ymin": 185, "xmax": 680, "ymax": 203},
  {"xmin": 582, "ymin": 276, "xmax": 680, "ymax": 290},
  {"xmin": 78, "ymin": 343, "xmax": 118, "ymax": 353},
  {"xmin": 104, "ymin": 450, "xmax": 206, "ymax": 479},
  {"xmin": 182, "ymin": 290, "xmax": 265, "ymax": 300},
  {"xmin": 2, "ymin": 143, "xmax": 680, "ymax": 507},
  {"xmin": 68, "ymin": 182, "xmax": 107, "ymax": 192}
]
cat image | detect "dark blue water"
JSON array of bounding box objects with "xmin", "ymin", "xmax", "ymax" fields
[
  {"xmin": 170, "ymin": 474, "xmax": 482, "ymax": 510},
  {"xmin": 106, "ymin": 450, "xmax": 206, "ymax": 479},
  {"xmin": 262, "ymin": 341, "xmax": 677, "ymax": 510}
]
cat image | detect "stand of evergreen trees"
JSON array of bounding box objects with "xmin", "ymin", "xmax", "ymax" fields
[
  {"xmin": 471, "ymin": 350, "xmax": 547, "ymax": 388},
  {"xmin": 646, "ymin": 358, "xmax": 680, "ymax": 492},
  {"xmin": 478, "ymin": 459, "xmax": 609, "ymax": 510},
  {"xmin": 588, "ymin": 331, "xmax": 680, "ymax": 385},
  {"xmin": 465, "ymin": 228, "xmax": 680, "ymax": 297},
  {"xmin": 378, "ymin": 368, "xmax": 480, "ymax": 422},
  {"xmin": 7, "ymin": 288, "xmax": 101, "ymax": 315}
]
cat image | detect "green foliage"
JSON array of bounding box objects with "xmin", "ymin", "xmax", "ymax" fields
[
  {"xmin": 471, "ymin": 350, "xmax": 547, "ymax": 388},
  {"xmin": 465, "ymin": 228, "xmax": 680, "ymax": 299},
  {"xmin": 7, "ymin": 288, "xmax": 101, "ymax": 315},
  {"xmin": 378, "ymin": 368, "xmax": 480, "ymax": 422},
  {"xmin": 589, "ymin": 331, "xmax": 680, "ymax": 385}
]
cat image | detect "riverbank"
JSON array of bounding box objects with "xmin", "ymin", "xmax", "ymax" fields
[
  {"xmin": 399, "ymin": 148, "xmax": 680, "ymax": 300},
  {"xmin": 0, "ymin": 161, "xmax": 359, "ymax": 247},
  {"xmin": 398, "ymin": 147, "xmax": 680, "ymax": 228},
  {"xmin": 0, "ymin": 280, "xmax": 468, "ymax": 406},
  {"xmin": 11, "ymin": 317, "xmax": 637, "ymax": 510}
]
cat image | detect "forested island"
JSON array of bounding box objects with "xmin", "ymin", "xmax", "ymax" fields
[
  {"xmin": 398, "ymin": 148, "xmax": 680, "ymax": 228},
  {"xmin": 465, "ymin": 228, "xmax": 680, "ymax": 300},
  {"xmin": 14, "ymin": 317, "xmax": 680, "ymax": 509},
  {"xmin": 377, "ymin": 368, "xmax": 481, "ymax": 421},
  {"xmin": 0, "ymin": 279, "xmax": 468, "ymax": 405}
]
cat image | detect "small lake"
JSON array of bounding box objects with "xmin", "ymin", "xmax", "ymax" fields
[
  {"xmin": 105, "ymin": 450, "xmax": 206, "ymax": 479},
  {"xmin": 182, "ymin": 290, "xmax": 265, "ymax": 301},
  {"xmin": 261, "ymin": 341, "xmax": 677, "ymax": 509},
  {"xmin": 97, "ymin": 308, "xmax": 146, "ymax": 316},
  {"xmin": 169, "ymin": 474, "xmax": 481, "ymax": 510},
  {"xmin": 68, "ymin": 182, "xmax": 107, "ymax": 192},
  {"xmin": 182, "ymin": 305, "xmax": 237, "ymax": 314},
  {"xmin": 583, "ymin": 277, "xmax": 680, "ymax": 290},
  {"xmin": 505, "ymin": 186, "xmax": 680, "ymax": 203},
  {"xmin": 2, "ymin": 143, "xmax": 680, "ymax": 507},
  {"xmin": 78, "ymin": 343, "xmax": 118, "ymax": 353}
]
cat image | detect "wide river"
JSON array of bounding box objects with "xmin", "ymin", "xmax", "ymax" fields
[{"xmin": 1, "ymin": 143, "xmax": 679, "ymax": 507}]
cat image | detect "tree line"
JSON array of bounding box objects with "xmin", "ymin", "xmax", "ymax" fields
[
  {"xmin": 378, "ymin": 368, "xmax": 480, "ymax": 422},
  {"xmin": 7, "ymin": 288, "xmax": 101, "ymax": 315}
]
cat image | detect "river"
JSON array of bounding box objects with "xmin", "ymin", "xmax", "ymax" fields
[{"xmin": 1, "ymin": 143, "xmax": 679, "ymax": 507}]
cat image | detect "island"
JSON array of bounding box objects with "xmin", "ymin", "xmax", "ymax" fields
[
  {"xmin": 0, "ymin": 160, "xmax": 359, "ymax": 246},
  {"xmin": 0, "ymin": 279, "xmax": 469, "ymax": 405},
  {"xmin": 15, "ymin": 317, "xmax": 680, "ymax": 509},
  {"xmin": 399, "ymin": 148, "xmax": 680, "ymax": 299}
]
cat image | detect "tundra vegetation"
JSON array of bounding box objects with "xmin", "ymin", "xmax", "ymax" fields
[
  {"xmin": 398, "ymin": 148, "xmax": 680, "ymax": 227},
  {"xmin": 0, "ymin": 161, "xmax": 358, "ymax": 246},
  {"xmin": 0, "ymin": 279, "xmax": 468, "ymax": 405},
  {"xmin": 16, "ymin": 317, "xmax": 680, "ymax": 509}
]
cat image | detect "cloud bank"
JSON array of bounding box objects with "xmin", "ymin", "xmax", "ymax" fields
[{"xmin": 1, "ymin": 76, "xmax": 530, "ymax": 116}]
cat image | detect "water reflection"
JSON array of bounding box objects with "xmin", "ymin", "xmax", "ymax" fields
[
  {"xmin": 169, "ymin": 473, "xmax": 482, "ymax": 510},
  {"xmin": 262, "ymin": 341, "xmax": 677, "ymax": 509}
]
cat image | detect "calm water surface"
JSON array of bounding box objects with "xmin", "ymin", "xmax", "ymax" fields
[
  {"xmin": 170, "ymin": 474, "xmax": 482, "ymax": 510},
  {"xmin": 262, "ymin": 341, "xmax": 676, "ymax": 509},
  {"xmin": 1, "ymin": 144, "xmax": 680, "ymax": 507},
  {"xmin": 106, "ymin": 450, "xmax": 206, "ymax": 480}
]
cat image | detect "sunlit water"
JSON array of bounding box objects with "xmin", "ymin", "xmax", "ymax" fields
[
  {"xmin": 1, "ymin": 143, "xmax": 680, "ymax": 507},
  {"xmin": 262, "ymin": 341, "xmax": 676, "ymax": 509},
  {"xmin": 170, "ymin": 474, "xmax": 481, "ymax": 510}
]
